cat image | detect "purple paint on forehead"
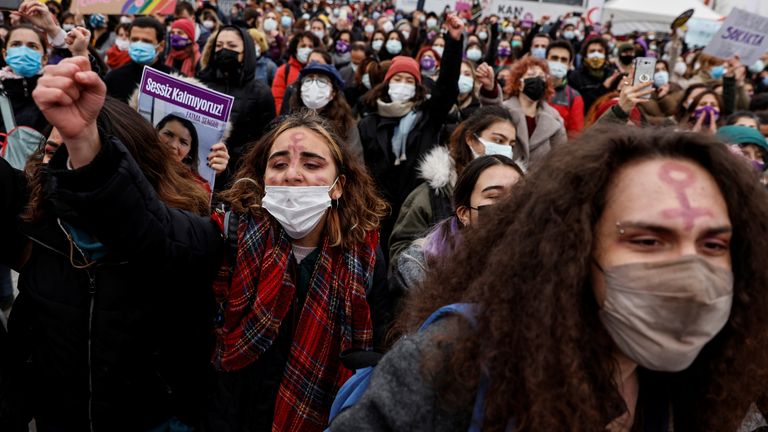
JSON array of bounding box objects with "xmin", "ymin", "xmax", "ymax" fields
[{"xmin": 658, "ymin": 162, "xmax": 713, "ymax": 231}]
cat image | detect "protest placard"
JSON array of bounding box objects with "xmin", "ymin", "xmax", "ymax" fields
[
  {"xmin": 685, "ymin": 18, "xmax": 722, "ymax": 48},
  {"xmin": 703, "ymin": 8, "xmax": 768, "ymax": 65},
  {"xmin": 137, "ymin": 67, "xmax": 234, "ymax": 191},
  {"xmin": 75, "ymin": 0, "xmax": 176, "ymax": 16}
]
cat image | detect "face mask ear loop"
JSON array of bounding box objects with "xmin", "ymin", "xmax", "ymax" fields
[{"xmin": 329, "ymin": 176, "xmax": 340, "ymax": 208}]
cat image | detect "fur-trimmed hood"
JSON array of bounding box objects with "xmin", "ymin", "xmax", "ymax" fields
[
  {"xmin": 417, "ymin": 146, "xmax": 456, "ymax": 191},
  {"xmin": 128, "ymin": 73, "xmax": 232, "ymax": 142}
]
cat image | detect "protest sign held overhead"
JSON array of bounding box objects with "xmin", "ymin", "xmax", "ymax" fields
[{"xmin": 704, "ymin": 8, "xmax": 768, "ymax": 65}]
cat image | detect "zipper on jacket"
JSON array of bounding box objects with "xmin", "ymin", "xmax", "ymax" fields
[{"xmin": 87, "ymin": 270, "xmax": 96, "ymax": 432}]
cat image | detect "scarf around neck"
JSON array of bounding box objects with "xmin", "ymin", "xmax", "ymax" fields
[
  {"xmin": 377, "ymin": 98, "xmax": 420, "ymax": 166},
  {"xmin": 212, "ymin": 212, "xmax": 378, "ymax": 432}
]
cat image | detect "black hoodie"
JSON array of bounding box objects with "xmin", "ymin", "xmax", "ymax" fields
[{"xmin": 199, "ymin": 25, "xmax": 276, "ymax": 189}]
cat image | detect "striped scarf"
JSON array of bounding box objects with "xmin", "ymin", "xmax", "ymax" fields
[{"xmin": 212, "ymin": 212, "xmax": 377, "ymax": 431}]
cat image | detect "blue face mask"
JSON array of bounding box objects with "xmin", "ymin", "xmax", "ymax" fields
[
  {"xmin": 5, "ymin": 46, "xmax": 42, "ymax": 78},
  {"xmin": 129, "ymin": 41, "xmax": 157, "ymax": 65},
  {"xmin": 531, "ymin": 47, "xmax": 547, "ymax": 59},
  {"xmin": 475, "ymin": 135, "xmax": 513, "ymax": 159},
  {"xmin": 710, "ymin": 65, "xmax": 725, "ymax": 79}
]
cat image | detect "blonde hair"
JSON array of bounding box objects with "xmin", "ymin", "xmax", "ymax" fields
[
  {"xmin": 218, "ymin": 110, "xmax": 389, "ymax": 248},
  {"xmin": 248, "ymin": 28, "xmax": 268, "ymax": 53}
]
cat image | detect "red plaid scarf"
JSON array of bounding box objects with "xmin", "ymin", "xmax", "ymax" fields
[{"xmin": 212, "ymin": 212, "xmax": 377, "ymax": 431}]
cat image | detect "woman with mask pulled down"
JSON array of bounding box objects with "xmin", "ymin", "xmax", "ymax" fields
[
  {"xmin": 207, "ymin": 111, "xmax": 389, "ymax": 432},
  {"xmin": 389, "ymin": 105, "xmax": 517, "ymax": 263},
  {"xmin": 479, "ymin": 57, "xmax": 567, "ymax": 167},
  {"xmin": 358, "ymin": 15, "xmax": 464, "ymax": 256},
  {"xmin": 165, "ymin": 18, "xmax": 200, "ymax": 77},
  {"xmin": 198, "ymin": 25, "xmax": 276, "ymax": 188},
  {"xmin": 330, "ymin": 125, "xmax": 768, "ymax": 432},
  {"xmin": 285, "ymin": 62, "xmax": 363, "ymax": 163},
  {"xmin": 391, "ymin": 155, "xmax": 522, "ymax": 303}
]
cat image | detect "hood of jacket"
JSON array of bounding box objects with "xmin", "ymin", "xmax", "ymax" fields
[
  {"xmin": 128, "ymin": 73, "xmax": 232, "ymax": 142},
  {"xmin": 198, "ymin": 25, "xmax": 257, "ymax": 86},
  {"xmin": 417, "ymin": 145, "xmax": 456, "ymax": 191}
]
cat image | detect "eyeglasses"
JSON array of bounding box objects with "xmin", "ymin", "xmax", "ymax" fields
[
  {"xmin": 469, "ymin": 204, "xmax": 493, "ymax": 213},
  {"xmin": 303, "ymin": 76, "xmax": 332, "ymax": 89}
]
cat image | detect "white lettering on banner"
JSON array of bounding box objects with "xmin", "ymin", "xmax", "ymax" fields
[
  {"xmin": 703, "ymin": 8, "xmax": 768, "ymax": 66},
  {"xmin": 144, "ymin": 78, "xmax": 172, "ymax": 98},
  {"xmin": 170, "ymin": 88, "xmax": 225, "ymax": 118}
]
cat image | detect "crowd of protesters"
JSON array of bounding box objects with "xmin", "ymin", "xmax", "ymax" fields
[{"xmin": 2, "ymin": 0, "xmax": 768, "ymax": 430}]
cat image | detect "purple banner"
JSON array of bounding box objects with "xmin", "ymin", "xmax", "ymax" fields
[{"xmin": 139, "ymin": 67, "xmax": 234, "ymax": 123}]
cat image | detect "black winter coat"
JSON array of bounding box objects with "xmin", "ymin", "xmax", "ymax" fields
[
  {"xmin": 567, "ymin": 64, "xmax": 618, "ymax": 115},
  {"xmin": 199, "ymin": 26, "xmax": 276, "ymax": 190},
  {"xmin": 104, "ymin": 60, "xmax": 173, "ymax": 103},
  {"xmin": 357, "ymin": 33, "xmax": 462, "ymax": 256},
  {"xmin": 0, "ymin": 136, "xmax": 224, "ymax": 432},
  {"xmin": 0, "ymin": 75, "xmax": 49, "ymax": 134}
]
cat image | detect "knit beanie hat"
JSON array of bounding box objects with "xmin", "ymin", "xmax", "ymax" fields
[
  {"xmin": 717, "ymin": 125, "xmax": 768, "ymax": 153},
  {"xmin": 384, "ymin": 56, "xmax": 422, "ymax": 84},
  {"xmin": 172, "ymin": 18, "xmax": 196, "ymax": 40}
]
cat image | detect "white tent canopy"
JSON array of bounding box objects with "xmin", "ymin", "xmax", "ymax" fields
[{"xmin": 603, "ymin": 0, "xmax": 722, "ymax": 35}]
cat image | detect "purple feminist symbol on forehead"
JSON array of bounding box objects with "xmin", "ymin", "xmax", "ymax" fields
[{"xmin": 658, "ymin": 162, "xmax": 713, "ymax": 231}]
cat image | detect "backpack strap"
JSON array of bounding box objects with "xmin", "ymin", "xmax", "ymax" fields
[
  {"xmin": 0, "ymin": 88, "xmax": 16, "ymax": 134},
  {"xmin": 283, "ymin": 62, "xmax": 291, "ymax": 86}
]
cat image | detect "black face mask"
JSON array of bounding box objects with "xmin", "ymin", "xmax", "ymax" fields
[
  {"xmin": 215, "ymin": 48, "xmax": 242, "ymax": 73},
  {"xmin": 619, "ymin": 54, "xmax": 634, "ymax": 65},
  {"xmin": 522, "ymin": 77, "xmax": 545, "ymax": 101}
]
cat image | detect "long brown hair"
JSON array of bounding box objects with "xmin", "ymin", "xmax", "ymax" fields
[
  {"xmin": 218, "ymin": 110, "xmax": 388, "ymax": 248},
  {"xmin": 24, "ymin": 98, "xmax": 211, "ymax": 221},
  {"xmin": 398, "ymin": 125, "xmax": 768, "ymax": 430},
  {"xmin": 448, "ymin": 105, "xmax": 516, "ymax": 175}
]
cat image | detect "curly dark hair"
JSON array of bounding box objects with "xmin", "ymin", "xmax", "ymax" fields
[{"xmin": 397, "ymin": 125, "xmax": 768, "ymax": 430}]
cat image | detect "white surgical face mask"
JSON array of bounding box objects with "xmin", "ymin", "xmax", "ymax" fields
[
  {"xmin": 674, "ymin": 61, "xmax": 687, "ymax": 76},
  {"xmin": 475, "ymin": 135, "xmax": 513, "ymax": 158},
  {"xmin": 312, "ymin": 30, "xmax": 325, "ymax": 40},
  {"xmin": 386, "ymin": 39, "xmax": 402, "ymax": 55},
  {"xmin": 203, "ymin": 20, "xmax": 215, "ymax": 30},
  {"xmin": 263, "ymin": 18, "xmax": 278, "ymax": 32},
  {"xmin": 432, "ymin": 45, "xmax": 444, "ymax": 57},
  {"xmin": 458, "ymin": 75, "xmax": 474, "ymax": 95},
  {"xmin": 301, "ymin": 79, "xmax": 333, "ymax": 109},
  {"xmin": 466, "ymin": 48, "xmax": 482, "ymax": 62},
  {"xmin": 115, "ymin": 38, "xmax": 130, "ymax": 51},
  {"xmin": 382, "ymin": 21, "xmax": 394, "ymax": 33},
  {"xmin": 362, "ymin": 73, "xmax": 372, "ymax": 89},
  {"xmin": 388, "ymin": 82, "xmax": 415, "ymax": 102},
  {"xmin": 587, "ymin": 51, "xmax": 605, "ymax": 60},
  {"xmin": 426, "ymin": 18, "xmax": 437, "ymax": 28},
  {"xmin": 372, "ymin": 40, "xmax": 383, "ymax": 51},
  {"xmin": 547, "ymin": 60, "xmax": 568, "ymax": 79},
  {"xmin": 365, "ymin": 24, "xmax": 375, "ymax": 33},
  {"xmin": 297, "ymin": 46, "xmax": 313, "ymax": 64},
  {"xmin": 401, "ymin": 30, "xmax": 410, "ymax": 40},
  {"xmin": 261, "ymin": 178, "xmax": 338, "ymax": 239},
  {"xmin": 63, "ymin": 23, "xmax": 75, "ymax": 32},
  {"xmin": 653, "ymin": 70, "xmax": 669, "ymax": 87}
]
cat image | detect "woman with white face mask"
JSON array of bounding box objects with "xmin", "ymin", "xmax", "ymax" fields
[
  {"xmin": 211, "ymin": 112, "xmax": 389, "ymax": 432},
  {"xmin": 271, "ymin": 30, "xmax": 321, "ymax": 114},
  {"xmin": 286, "ymin": 62, "xmax": 364, "ymax": 163},
  {"xmin": 330, "ymin": 126, "xmax": 768, "ymax": 432},
  {"xmin": 358, "ymin": 15, "xmax": 465, "ymax": 254},
  {"xmin": 389, "ymin": 106, "xmax": 519, "ymax": 263}
]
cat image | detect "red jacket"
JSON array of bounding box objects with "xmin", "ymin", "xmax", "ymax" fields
[
  {"xmin": 549, "ymin": 84, "xmax": 584, "ymax": 139},
  {"xmin": 271, "ymin": 56, "xmax": 302, "ymax": 114}
]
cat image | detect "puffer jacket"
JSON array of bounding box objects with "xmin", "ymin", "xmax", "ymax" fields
[
  {"xmin": 388, "ymin": 146, "xmax": 456, "ymax": 263},
  {"xmin": 0, "ymin": 135, "xmax": 224, "ymax": 431}
]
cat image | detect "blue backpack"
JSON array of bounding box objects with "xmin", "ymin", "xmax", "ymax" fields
[{"xmin": 327, "ymin": 303, "xmax": 488, "ymax": 432}]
